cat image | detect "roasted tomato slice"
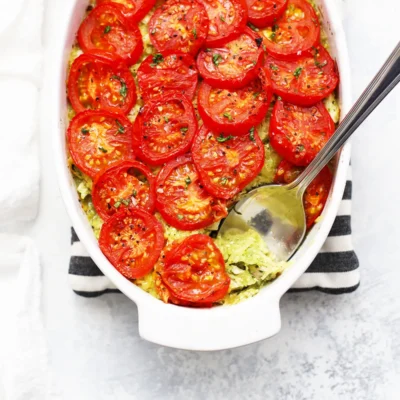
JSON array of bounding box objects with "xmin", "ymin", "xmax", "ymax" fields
[
  {"xmin": 157, "ymin": 234, "xmax": 230, "ymax": 304},
  {"xmin": 198, "ymin": 0, "xmax": 248, "ymax": 48},
  {"xmin": 155, "ymin": 155, "xmax": 228, "ymax": 230},
  {"xmin": 198, "ymin": 77, "xmax": 272, "ymax": 135},
  {"xmin": 264, "ymin": 46, "xmax": 339, "ymax": 106},
  {"xmin": 260, "ymin": 0, "xmax": 319, "ymax": 59},
  {"xmin": 192, "ymin": 125, "xmax": 265, "ymax": 199},
  {"xmin": 134, "ymin": 94, "xmax": 197, "ymax": 165},
  {"xmin": 137, "ymin": 51, "xmax": 198, "ymax": 101},
  {"xmin": 67, "ymin": 110, "xmax": 134, "ymax": 178},
  {"xmin": 245, "ymin": 0, "xmax": 287, "ymax": 28},
  {"xmin": 99, "ymin": 208, "xmax": 164, "ymax": 279},
  {"xmin": 92, "ymin": 160, "xmax": 155, "ymax": 220},
  {"xmin": 77, "ymin": 3, "xmax": 143, "ymax": 66},
  {"xmin": 269, "ymin": 99, "xmax": 335, "ymax": 166},
  {"xmin": 197, "ymin": 27, "xmax": 264, "ymax": 89},
  {"xmin": 148, "ymin": 0, "xmax": 209, "ymax": 56},
  {"xmin": 274, "ymin": 160, "xmax": 332, "ymax": 228},
  {"xmin": 96, "ymin": 0, "xmax": 156, "ymax": 23},
  {"xmin": 68, "ymin": 53, "xmax": 136, "ymax": 114}
]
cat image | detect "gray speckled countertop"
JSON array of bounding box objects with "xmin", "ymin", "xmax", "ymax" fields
[{"xmin": 34, "ymin": 0, "xmax": 400, "ymax": 398}]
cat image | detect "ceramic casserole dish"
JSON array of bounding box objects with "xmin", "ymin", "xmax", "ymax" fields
[{"xmin": 52, "ymin": 0, "xmax": 352, "ymax": 350}]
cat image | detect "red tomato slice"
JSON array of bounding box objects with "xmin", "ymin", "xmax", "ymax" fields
[
  {"xmin": 148, "ymin": 0, "xmax": 209, "ymax": 56},
  {"xmin": 197, "ymin": 27, "xmax": 264, "ymax": 89},
  {"xmin": 274, "ymin": 158, "xmax": 302, "ymax": 184},
  {"xmin": 158, "ymin": 234, "xmax": 230, "ymax": 304},
  {"xmin": 198, "ymin": 0, "xmax": 248, "ymax": 48},
  {"xmin": 245, "ymin": 0, "xmax": 287, "ymax": 28},
  {"xmin": 260, "ymin": 0, "xmax": 320, "ymax": 59},
  {"xmin": 99, "ymin": 208, "xmax": 164, "ymax": 279},
  {"xmin": 137, "ymin": 51, "xmax": 198, "ymax": 101},
  {"xmin": 96, "ymin": 0, "xmax": 156, "ymax": 23},
  {"xmin": 155, "ymin": 155, "xmax": 228, "ymax": 230},
  {"xmin": 269, "ymin": 99, "xmax": 335, "ymax": 166},
  {"xmin": 134, "ymin": 94, "xmax": 197, "ymax": 165},
  {"xmin": 68, "ymin": 53, "xmax": 136, "ymax": 114},
  {"xmin": 264, "ymin": 46, "xmax": 339, "ymax": 106},
  {"xmin": 198, "ymin": 77, "xmax": 272, "ymax": 135},
  {"xmin": 77, "ymin": 4, "xmax": 143, "ymax": 66},
  {"xmin": 274, "ymin": 160, "xmax": 332, "ymax": 228},
  {"xmin": 192, "ymin": 125, "xmax": 265, "ymax": 199},
  {"xmin": 67, "ymin": 110, "xmax": 135, "ymax": 178},
  {"xmin": 92, "ymin": 160, "xmax": 155, "ymax": 220}
]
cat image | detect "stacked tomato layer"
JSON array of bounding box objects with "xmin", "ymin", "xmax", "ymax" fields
[{"xmin": 66, "ymin": 0, "xmax": 338, "ymax": 306}]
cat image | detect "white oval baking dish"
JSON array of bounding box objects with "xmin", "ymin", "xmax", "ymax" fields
[{"xmin": 52, "ymin": 0, "xmax": 352, "ymax": 351}]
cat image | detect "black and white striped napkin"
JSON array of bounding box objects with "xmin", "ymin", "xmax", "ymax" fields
[{"xmin": 69, "ymin": 167, "xmax": 359, "ymax": 297}]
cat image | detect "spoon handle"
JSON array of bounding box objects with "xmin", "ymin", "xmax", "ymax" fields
[{"xmin": 291, "ymin": 41, "xmax": 400, "ymax": 193}]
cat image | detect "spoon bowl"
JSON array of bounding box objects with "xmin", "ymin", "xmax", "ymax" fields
[{"xmin": 220, "ymin": 184, "xmax": 306, "ymax": 262}]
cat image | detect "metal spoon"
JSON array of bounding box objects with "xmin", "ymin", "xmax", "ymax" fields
[{"xmin": 218, "ymin": 42, "xmax": 400, "ymax": 262}]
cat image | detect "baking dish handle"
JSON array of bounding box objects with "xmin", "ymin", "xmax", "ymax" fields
[{"xmin": 137, "ymin": 296, "xmax": 282, "ymax": 351}]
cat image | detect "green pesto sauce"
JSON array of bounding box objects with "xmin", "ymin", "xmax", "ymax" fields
[{"xmin": 67, "ymin": 0, "xmax": 340, "ymax": 304}]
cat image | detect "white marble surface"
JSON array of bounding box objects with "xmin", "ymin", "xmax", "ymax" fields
[{"xmin": 21, "ymin": 0, "xmax": 400, "ymax": 398}]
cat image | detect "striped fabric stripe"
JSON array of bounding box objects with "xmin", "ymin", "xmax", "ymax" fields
[{"xmin": 68, "ymin": 170, "xmax": 359, "ymax": 298}]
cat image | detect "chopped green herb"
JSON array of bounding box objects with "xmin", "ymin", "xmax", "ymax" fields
[
  {"xmin": 212, "ymin": 53, "xmax": 223, "ymax": 66},
  {"xmin": 132, "ymin": 189, "xmax": 137, "ymax": 197},
  {"xmin": 247, "ymin": 22, "xmax": 259, "ymax": 32},
  {"xmin": 81, "ymin": 128, "xmax": 89, "ymax": 135},
  {"xmin": 121, "ymin": 199, "xmax": 130, "ymax": 206},
  {"xmin": 104, "ymin": 25, "xmax": 111, "ymax": 34},
  {"xmin": 270, "ymin": 32, "xmax": 276, "ymax": 41},
  {"xmin": 220, "ymin": 177, "xmax": 229, "ymax": 185},
  {"xmin": 185, "ymin": 176, "xmax": 191, "ymax": 186},
  {"xmin": 150, "ymin": 53, "xmax": 164, "ymax": 67},
  {"xmin": 270, "ymin": 64, "xmax": 279, "ymax": 71},
  {"xmin": 111, "ymin": 75, "xmax": 127, "ymax": 98},
  {"xmin": 249, "ymin": 127, "xmax": 255, "ymax": 142},
  {"xmin": 119, "ymin": 81, "xmax": 127, "ymax": 98},
  {"xmin": 98, "ymin": 146, "xmax": 108, "ymax": 153},
  {"xmin": 177, "ymin": 214, "xmax": 184, "ymax": 220},
  {"xmin": 216, "ymin": 134, "xmax": 234, "ymax": 143},
  {"xmin": 223, "ymin": 112, "xmax": 233, "ymax": 121},
  {"xmin": 192, "ymin": 29, "xmax": 197, "ymax": 39},
  {"xmin": 293, "ymin": 67, "xmax": 303, "ymax": 78},
  {"xmin": 253, "ymin": 92, "xmax": 261, "ymax": 99},
  {"xmin": 219, "ymin": 14, "xmax": 225, "ymax": 22},
  {"xmin": 164, "ymin": 116, "xmax": 169, "ymax": 123},
  {"xmin": 114, "ymin": 201, "xmax": 121, "ymax": 208},
  {"xmin": 297, "ymin": 144, "xmax": 305, "ymax": 152},
  {"xmin": 272, "ymin": 24, "xmax": 279, "ymax": 32},
  {"xmin": 180, "ymin": 127, "xmax": 188, "ymax": 134},
  {"xmin": 277, "ymin": 96, "xmax": 282, "ymax": 100},
  {"xmin": 315, "ymin": 60, "xmax": 327, "ymax": 68},
  {"xmin": 115, "ymin": 119, "xmax": 125, "ymax": 134}
]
